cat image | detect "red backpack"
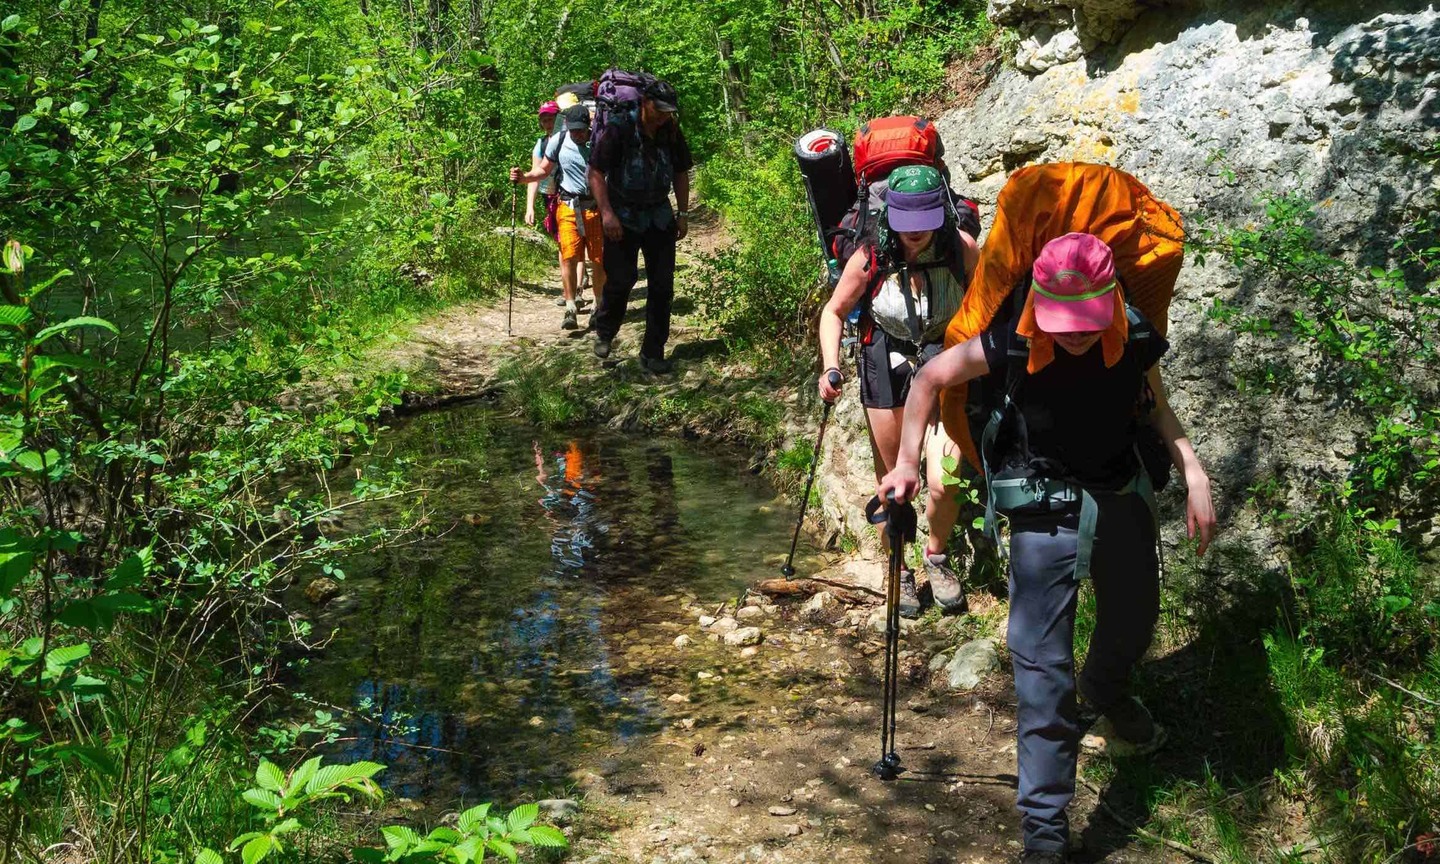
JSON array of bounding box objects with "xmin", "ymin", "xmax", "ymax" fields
[{"xmin": 852, "ymin": 116, "xmax": 943, "ymax": 183}]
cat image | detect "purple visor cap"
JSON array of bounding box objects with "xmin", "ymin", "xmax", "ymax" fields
[{"xmin": 886, "ymin": 187, "xmax": 947, "ymax": 233}]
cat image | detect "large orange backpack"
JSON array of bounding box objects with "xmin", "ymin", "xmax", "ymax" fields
[{"xmin": 940, "ymin": 163, "xmax": 1185, "ymax": 470}]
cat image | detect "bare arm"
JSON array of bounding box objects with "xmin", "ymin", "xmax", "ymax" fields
[
  {"xmin": 816, "ymin": 252, "xmax": 874, "ymax": 401},
  {"xmin": 511, "ymin": 157, "xmax": 557, "ymax": 184},
  {"xmin": 960, "ymin": 230, "xmax": 979, "ymax": 280},
  {"xmin": 674, "ymin": 169, "xmax": 690, "ymax": 241},
  {"xmin": 590, "ymin": 166, "xmax": 621, "ymax": 241},
  {"xmin": 877, "ymin": 337, "xmax": 990, "ymax": 502},
  {"xmin": 1147, "ymin": 365, "xmax": 1218, "ymax": 556},
  {"xmin": 525, "ymin": 151, "xmax": 543, "ymax": 221}
]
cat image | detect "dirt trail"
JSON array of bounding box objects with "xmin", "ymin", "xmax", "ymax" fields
[{"xmin": 374, "ymin": 225, "xmax": 1171, "ymax": 864}]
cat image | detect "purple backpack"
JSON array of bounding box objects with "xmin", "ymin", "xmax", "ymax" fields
[{"xmin": 595, "ymin": 68, "xmax": 653, "ymax": 133}]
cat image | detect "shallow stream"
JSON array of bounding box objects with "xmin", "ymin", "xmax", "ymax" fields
[{"xmin": 299, "ymin": 404, "xmax": 827, "ymax": 805}]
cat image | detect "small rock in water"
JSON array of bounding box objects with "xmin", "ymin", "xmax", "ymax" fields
[
  {"xmin": 667, "ymin": 693, "xmax": 690, "ymax": 703},
  {"xmin": 946, "ymin": 639, "xmax": 999, "ymax": 691},
  {"xmin": 736, "ymin": 605, "xmax": 766, "ymax": 621},
  {"xmin": 724, "ymin": 626, "xmax": 764, "ymax": 647},
  {"xmin": 711, "ymin": 616, "xmax": 740, "ymax": 635},
  {"xmin": 768, "ymin": 805, "xmax": 797, "ymax": 817},
  {"xmin": 739, "ymin": 646, "xmax": 759, "ymax": 659},
  {"xmin": 699, "ymin": 615, "xmax": 718, "ymax": 627},
  {"xmin": 673, "ymin": 634, "xmax": 692, "ymax": 648},
  {"xmin": 528, "ymin": 715, "xmax": 545, "ymax": 727}
]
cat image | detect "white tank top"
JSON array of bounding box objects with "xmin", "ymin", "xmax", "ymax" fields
[{"xmin": 869, "ymin": 248, "xmax": 964, "ymax": 344}]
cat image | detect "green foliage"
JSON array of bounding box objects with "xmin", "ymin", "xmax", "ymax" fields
[
  {"xmin": 194, "ymin": 756, "xmax": 566, "ymax": 864},
  {"xmin": 1195, "ymin": 170, "xmax": 1440, "ymax": 521}
]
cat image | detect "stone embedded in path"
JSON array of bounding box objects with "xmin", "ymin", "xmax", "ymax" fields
[
  {"xmin": 767, "ymin": 805, "xmax": 797, "ymax": 817},
  {"xmin": 945, "ymin": 639, "xmax": 999, "ymax": 691},
  {"xmin": 867, "ymin": 609, "xmax": 918, "ymax": 634},
  {"xmin": 799, "ymin": 591, "xmax": 838, "ymax": 622},
  {"xmin": 536, "ymin": 798, "xmax": 579, "ymax": 823},
  {"xmin": 673, "ymin": 634, "xmax": 692, "ymax": 648},
  {"xmin": 724, "ymin": 626, "xmax": 763, "ymax": 647}
]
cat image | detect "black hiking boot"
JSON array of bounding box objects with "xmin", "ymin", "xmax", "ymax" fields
[
  {"xmin": 593, "ymin": 335, "xmax": 612, "ymax": 359},
  {"xmin": 898, "ymin": 568, "xmax": 921, "ymax": 619},
  {"xmin": 1019, "ymin": 849, "xmax": 1066, "ymax": 864},
  {"xmin": 923, "ymin": 552, "xmax": 967, "ymax": 613},
  {"xmin": 638, "ymin": 354, "xmax": 673, "ymax": 374},
  {"xmin": 561, "ymin": 309, "xmax": 579, "ymax": 330}
]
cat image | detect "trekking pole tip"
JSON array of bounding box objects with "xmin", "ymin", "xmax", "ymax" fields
[
  {"xmin": 872, "ymin": 758, "xmax": 901, "ymax": 782},
  {"xmin": 780, "ymin": 563, "xmax": 796, "ymax": 578}
]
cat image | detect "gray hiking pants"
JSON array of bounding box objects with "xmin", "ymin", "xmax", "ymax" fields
[{"xmin": 1006, "ymin": 490, "xmax": 1159, "ymax": 854}]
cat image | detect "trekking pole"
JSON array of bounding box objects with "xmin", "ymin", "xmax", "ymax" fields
[
  {"xmin": 781, "ymin": 369, "xmax": 844, "ymax": 578},
  {"xmin": 506, "ymin": 184, "xmax": 518, "ymax": 337},
  {"xmin": 865, "ymin": 492, "xmax": 917, "ymax": 782}
]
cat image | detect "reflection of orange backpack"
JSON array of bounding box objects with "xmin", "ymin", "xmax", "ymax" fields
[{"xmin": 940, "ymin": 163, "xmax": 1185, "ymax": 470}]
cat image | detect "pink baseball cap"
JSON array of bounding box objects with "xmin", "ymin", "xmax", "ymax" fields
[
  {"xmin": 1031, "ymin": 233, "xmax": 1119, "ymax": 333},
  {"xmin": 539, "ymin": 101, "xmax": 560, "ymax": 116}
]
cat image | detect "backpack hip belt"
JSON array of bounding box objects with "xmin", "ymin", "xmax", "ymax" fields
[
  {"xmin": 984, "ymin": 466, "xmax": 1157, "ymax": 582},
  {"xmin": 561, "ymin": 191, "xmax": 597, "ymax": 210}
]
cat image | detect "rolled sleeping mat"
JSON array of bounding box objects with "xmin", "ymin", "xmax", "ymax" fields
[
  {"xmin": 557, "ymin": 80, "xmax": 596, "ymax": 100},
  {"xmin": 794, "ymin": 129, "xmax": 857, "ymax": 237}
]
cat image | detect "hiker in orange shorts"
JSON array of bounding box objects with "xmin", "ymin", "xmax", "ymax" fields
[{"xmin": 511, "ymin": 104, "xmax": 605, "ymax": 331}]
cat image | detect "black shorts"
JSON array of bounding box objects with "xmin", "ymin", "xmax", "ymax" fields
[{"xmin": 857, "ymin": 323, "xmax": 942, "ymax": 409}]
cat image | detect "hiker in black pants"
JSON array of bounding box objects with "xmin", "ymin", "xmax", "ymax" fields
[
  {"xmin": 876, "ymin": 233, "xmax": 1217, "ymax": 864},
  {"xmin": 586, "ymin": 79, "xmax": 693, "ymax": 374}
]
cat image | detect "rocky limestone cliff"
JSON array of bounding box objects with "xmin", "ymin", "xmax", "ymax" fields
[{"xmin": 804, "ymin": 1, "xmax": 1439, "ymax": 573}]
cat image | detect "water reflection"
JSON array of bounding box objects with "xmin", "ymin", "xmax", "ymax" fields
[{"xmin": 300, "ymin": 407, "xmax": 822, "ymax": 806}]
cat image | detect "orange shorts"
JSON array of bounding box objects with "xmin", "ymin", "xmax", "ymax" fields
[{"xmin": 557, "ymin": 202, "xmax": 604, "ymax": 265}]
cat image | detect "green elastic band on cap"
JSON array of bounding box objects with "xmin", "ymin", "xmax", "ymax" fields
[{"xmin": 1031, "ymin": 277, "xmax": 1116, "ymax": 303}]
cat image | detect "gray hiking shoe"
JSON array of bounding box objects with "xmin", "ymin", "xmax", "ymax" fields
[
  {"xmin": 562, "ymin": 309, "xmax": 579, "ymax": 330},
  {"xmin": 924, "ymin": 552, "xmax": 967, "ymax": 613},
  {"xmin": 898, "ymin": 569, "xmax": 921, "ymax": 619},
  {"xmin": 1019, "ymin": 849, "xmax": 1066, "ymax": 864},
  {"xmin": 593, "ymin": 336, "xmax": 612, "ymax": 359},
  {"xmin": 554, "ymin": 296, "xmax": 567, "ymax": 307}
]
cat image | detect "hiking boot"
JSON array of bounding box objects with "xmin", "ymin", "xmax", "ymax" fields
[
  {"xmin": 898, "ymin": 569, "xmax": 921, "ymax": 619},
  {"xmin": 1018, "ymin": 849, "xmax": 1066, "ymax": 864},
  {"xmin": 638, "ymin": 354, "xmax": 673, "ymax": 375},
  {"xmin": 924, "ymin": 552, "xmax": 967, "ymax": 613},
  {"xmin": 593, "ymin": 336, "xmax": 612, "ymax": 359},
  {"xmin": 562, "ymin": 309, "xmax": 579, "ymax": 330},
  {"xmin": 1079, "ymin": 693, "xmax": 1165, "ymax": 756}
]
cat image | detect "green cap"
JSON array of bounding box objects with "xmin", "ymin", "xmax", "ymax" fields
[{"xmin": 886, "ymin": 164, "xmax": 943, "ymax": 193}]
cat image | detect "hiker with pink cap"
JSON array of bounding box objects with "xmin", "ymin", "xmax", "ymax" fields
[{"xmin": 877, "ymin": 231, "xmax": 1217, "ymax": 864}]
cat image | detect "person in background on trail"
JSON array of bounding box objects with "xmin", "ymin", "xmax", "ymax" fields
[
  {"xmin": 818, "ymin": 165, "xmax": 979, "ymax": 619},
  {"xmin": 525, "ymin": 101, "xmax": 562, "ymax": 241},
  {"xmin": 510, "ymin": 103, "xmax": 605, "ymax": 332},
  {"xmin": 587, "ymin": 78, "xmax": 693, "ymax": 375},
  {"xmin": 875, "ymin": 233, "xmax": 1218, "ymax": 864}
]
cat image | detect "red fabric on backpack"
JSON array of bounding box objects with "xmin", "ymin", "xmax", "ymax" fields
[{"xmin": 852, "ymin": 117, "xmax": 942, "ymax": 183}]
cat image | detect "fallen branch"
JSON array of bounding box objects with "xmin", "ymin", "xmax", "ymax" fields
[
  {"xmin": 1079, "ymin": 779, "xmax": 1214, "ymax": 863},
  {"xmin": 1365, "ymin": 670, "xmax": 1440, "ymax": 708},
  {"xmin": 753, "ymin": 577, "xmax": 879, "ymax": 602}
]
